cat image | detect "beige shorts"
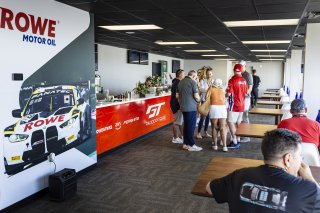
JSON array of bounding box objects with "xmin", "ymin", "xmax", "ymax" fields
[
  {"xmin": 173, "ymin": 110, "xmax": 183, "ymax": 125},
  {"xmin": 227, "ymin": 111, "xmax": 243, "ymax": 123}
]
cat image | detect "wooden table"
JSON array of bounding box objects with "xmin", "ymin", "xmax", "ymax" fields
[
  {"xmin": 260, "ymin": 94, "xmax": 281, "ymax": 100},
  {"xmin": 249, "ymin": 108, "xmax": 287, "ymax": 124},
  {"xmin": 264, "ymin": 91, "xmax": 279, "ymax": 95},
  {"xmin": 257, "ymin": 100, "xmax": 284, "ymax": 109},
  {"xmin": 191, "ymin": 156, "xmax": 320, "ymax": 197},
  {"xmin": 266, "ymin": 89, "xmax": 280, "ymax": 92},
  {"xmin": 235, "ymin": 123, "xmax": 277, "ymax": 138}
]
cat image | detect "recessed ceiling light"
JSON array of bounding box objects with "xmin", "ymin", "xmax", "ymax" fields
[
  {"xmin": 256, "ymin": 55, "xmax": 284, "ymax": 57},
  {"xmin": 214, "ymin": 58, "xmax": 235, "ymax": 61},
  {"xmin": 243, "ymin": 40, "xmax": 290, "ymax": 44},
  {"xmin": 260, "ymin": 59, "xmax": 284, "ymax": 61},
  {"xmin": 251, "ymin": 50, "xmax": 287, "ymax": 52},
  {"xmin": 224, "ymin": 19, "xmax": 299, "ymax": 27},
  {"xmin": 125, "ymin": 31, "xmax": 135, "ymax": 34},
  {"xmin": 99, "ymin": 24, "xmax": 162, "ymax": 30},
  {"xmin": 225, "ymin": 47, "xmax": 231, "ymax": 51},
  {"xmin": 202, "ymin": 54, "xmax": 228, "ymax": 57},
  {"xmin": 155, "ymin": 41, "xmax": 198, "ymax": 45},
  {"xmin": 184, "ymin": 50, "xmax": 216, "ymax": 52}
]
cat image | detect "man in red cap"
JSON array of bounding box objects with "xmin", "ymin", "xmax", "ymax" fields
[{"xmin": 226, "ymin": 64, "xmax": 248, "ymax": 148}]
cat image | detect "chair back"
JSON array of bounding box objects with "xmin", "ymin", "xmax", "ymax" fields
[
  {"xmin": 280, "ymin": 96, "xmax": 290, "ymax": 102},
  {"xmin": 281, "ymin": 103, "xmax": 291, "ymax": 110},
  {"xmin": 301, "ymin": 143, "xmax": 320, "ymax": 166},
  {"xmin": 281, "ymin": 111, "xmax": 292, "ymax": 121}
]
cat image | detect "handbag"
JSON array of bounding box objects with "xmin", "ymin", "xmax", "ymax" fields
[{"xmin": 198, "ymin": 88, "xmax": 211, "ymax": 117}]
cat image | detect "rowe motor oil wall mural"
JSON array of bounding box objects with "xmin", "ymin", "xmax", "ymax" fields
[{"xmin": 0, "ymin": 0, "xmax": 96, "ymax": 210}]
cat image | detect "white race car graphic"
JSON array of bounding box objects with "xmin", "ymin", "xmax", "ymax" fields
[
  {"xmin": 3, "ymin": 85, "xmax": 92, "ymax": 175},
  {"xmin": 240, "ymin": 182, "xmax": 288, "ymax": 211}
]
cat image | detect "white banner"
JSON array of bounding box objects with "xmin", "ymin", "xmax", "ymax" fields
[{"xmin": 0, "ymin": 0, "xmax": 92, "ymax": 209}]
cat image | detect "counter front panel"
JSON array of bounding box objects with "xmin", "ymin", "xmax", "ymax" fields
[{"xmin": 96, "ymin": 95, "xmax": 173, "ymax": 155}]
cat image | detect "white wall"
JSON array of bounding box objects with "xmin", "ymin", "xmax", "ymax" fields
[
  {"xmin": 184, "ymin": 60, "xmax": 233, "ymax": 86},
  {"xmin": 246, "ymin": 62, "xmax": 284, "ymax": 96},
  {"xmin": 97, "ymin": 44, "xmax": 184, "ymax": 95},
  {"xmin": 304, "ymin": 23, "xmax": 320, "ymax": 120},
  {"xmin": 289, "ymin": 50, "xmax": 303, "ymax": 100}
]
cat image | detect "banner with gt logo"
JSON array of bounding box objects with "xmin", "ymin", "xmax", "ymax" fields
[{"xmin": 96, "ymin": 96, "xmax": 173, "ymax": 155}]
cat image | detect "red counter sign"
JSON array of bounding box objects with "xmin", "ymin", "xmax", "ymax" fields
[{"xmin": 96, "ymin": 95, "xmax": 173, "ymax": 155}]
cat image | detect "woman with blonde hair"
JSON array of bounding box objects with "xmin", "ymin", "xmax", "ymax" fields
[
  {"xmin": 206, "ymin": 78, "xmax": 228, "ymax": 151},
  {"xmin": 196, "ymin": 67, "xmax": 214, "ymax": 139}
]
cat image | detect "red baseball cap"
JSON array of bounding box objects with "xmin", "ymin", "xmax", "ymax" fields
[{"xmin": 234, "ymin": 64, "xmax": 243, "ymax": 72}]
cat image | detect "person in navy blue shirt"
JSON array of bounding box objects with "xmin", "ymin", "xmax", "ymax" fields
[{"xmin": 206, "ymin": 128, "xmax": 320, "ymax": 212}]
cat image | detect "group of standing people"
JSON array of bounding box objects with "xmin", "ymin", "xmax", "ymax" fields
[{"xmin": 170, "ymin": 62, "xmax": 260, "ymax": 152}]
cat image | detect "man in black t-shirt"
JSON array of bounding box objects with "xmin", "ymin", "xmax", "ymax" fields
[
  {"xmin": 170, "ymin": 69, "xmax": 185, "ymax": 144},
  {"xmin": 251, "ymin": 69, "xmax": 261, "ymax": 108},
  {"xmin": 206, "ymin": 129, "xmax": 320, "ymax": 212}
]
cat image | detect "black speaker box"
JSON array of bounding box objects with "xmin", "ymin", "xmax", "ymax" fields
[{"xmin": 49, "ymin": 168, "xmax": 77, "ymax": 202}]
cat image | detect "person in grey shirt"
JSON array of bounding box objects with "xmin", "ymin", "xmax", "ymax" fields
[
  {"xmin": 239, "ymin": 60, "xmax": 253, "ymax": 143},
  {"xmin": 176, "ymin": 70, "xmax": 202, "ymax": 151}
]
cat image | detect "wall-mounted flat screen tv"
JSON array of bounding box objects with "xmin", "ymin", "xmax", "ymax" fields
[
  {"xmin": 172, "ymin": 60, "xmax": 180, "ymax": 73},
  {"xmin": 139, "ymin": 52, "xmax": 149, "ymax": 65},
  {"xmin": 127, "ymin": 50, "xmax": 140, "ymax": 64}
]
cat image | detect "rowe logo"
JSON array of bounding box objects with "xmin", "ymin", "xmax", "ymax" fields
[
  {"xmin": 0, "ymin": 7, "xmax": 56, "ymax": 37},
  {"xmin": 146, "ymin": 102, "xmax": 165, "ymax": 118}
]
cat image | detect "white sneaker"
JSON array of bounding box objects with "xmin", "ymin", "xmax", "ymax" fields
[
  {"xmin": 182, "ymin": 144, "xmax": 190, "ymax": 150},
  {"xmin": 188, "ymin": 145, "xmax": 203, "ymax": 151},
  {"xmin": 205, "ymin": 132, "xmax": 212, "ymax": 138},
  {"xmin": 172, "ymin": 137, "xmax": 183, "ymax": 144},
  {"xmin": 239, "ymin": 137, "xmax": 250, "ymax": 143},
  {"xmin": 196, "ymin": 133, "xmax": 203, "ymax": 139},
  {"xmin": 222, "ymin": 147, "xmax": 228, "ymax": 152},
  {"xmin": 212, "ymin": 145, "xmax": 218, "ymax": 150}
]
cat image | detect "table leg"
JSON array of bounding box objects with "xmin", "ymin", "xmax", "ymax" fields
[{"xmin": 275, "ymin": 115, "xmax": 279, "ymax": 125}]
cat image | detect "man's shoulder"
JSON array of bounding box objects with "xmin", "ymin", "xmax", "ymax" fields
[{"xmin": 305, "ymin": 116, "xmax": 320, "ymax": 124}]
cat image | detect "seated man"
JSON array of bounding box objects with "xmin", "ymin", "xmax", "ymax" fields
[
  {"xmin": 206, "ymin": 129, "xmax": 320, "ymax": 212},
  {"xmin": 278, "ymin": 99, "xmax": 320, "ymax": 148}
]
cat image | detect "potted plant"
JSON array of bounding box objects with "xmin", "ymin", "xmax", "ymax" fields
[
  {"xmin": 146, "ymin": 75, "xmax": 161, "ymax": 87},
  {"xmin": 133, "ymin": 81, "xmax": 149, "ymax": 98}
]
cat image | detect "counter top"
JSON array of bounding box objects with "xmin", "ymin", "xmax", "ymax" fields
[{"xmin": 96, "ymin": 94, "xmax": 171, "ymax": 108}]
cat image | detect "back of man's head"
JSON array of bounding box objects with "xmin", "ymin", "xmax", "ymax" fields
[
  {"xmin": 290, "ymin": 99, "xmax": 307, "ymax": 114},
  {"xmin": 261, "ymin": 129, "xmax": 301, "ymax": 163},
  {"xmin": 233, "ymin": 64, "xmax": 243, "ymax": 73},
  {"xmin": 176, "ymin": 69, "xmax": 184, "ymax": 78},
  {"xmin": 188, "ymin": 70, "xmax": 196, "ymax": 77}
]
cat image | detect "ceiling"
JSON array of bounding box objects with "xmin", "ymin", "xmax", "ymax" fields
[{"xmin": 58, "ymin": 0, "xmax": 320, "ymax": 61}]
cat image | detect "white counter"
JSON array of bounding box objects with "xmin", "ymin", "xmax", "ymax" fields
[{"xmin": 96, "ymin": 94, "xmax": 171, "ymax": 108}]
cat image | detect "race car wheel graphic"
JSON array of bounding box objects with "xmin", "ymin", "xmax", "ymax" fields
[
  {"xmin": 83, "ymin": 108, "xmax": 92, "ymax": 139},
  {"xmin": 46, "ymin": 126, "xmax": 63, "ymax": 153},
  {"xmin": 23, "ymin": 130, "xmax": 45, "ymax": 162}
]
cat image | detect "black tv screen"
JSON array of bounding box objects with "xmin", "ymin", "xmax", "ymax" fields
[
  {"xmin": 139, "ymin": 52, "xmax": 149, "ymax": 65},
  {"xmin": 127, "ymin": 50, "xmax": 140, "ymax": 64},
  {"xmin": 172, "ymin": 60, "xmax": 180, "ymax": 73}
]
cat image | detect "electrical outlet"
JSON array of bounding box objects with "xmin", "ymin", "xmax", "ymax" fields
[{"xmin": 48, "ymin": 153, "xmax": 55, "ymax": 162}]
